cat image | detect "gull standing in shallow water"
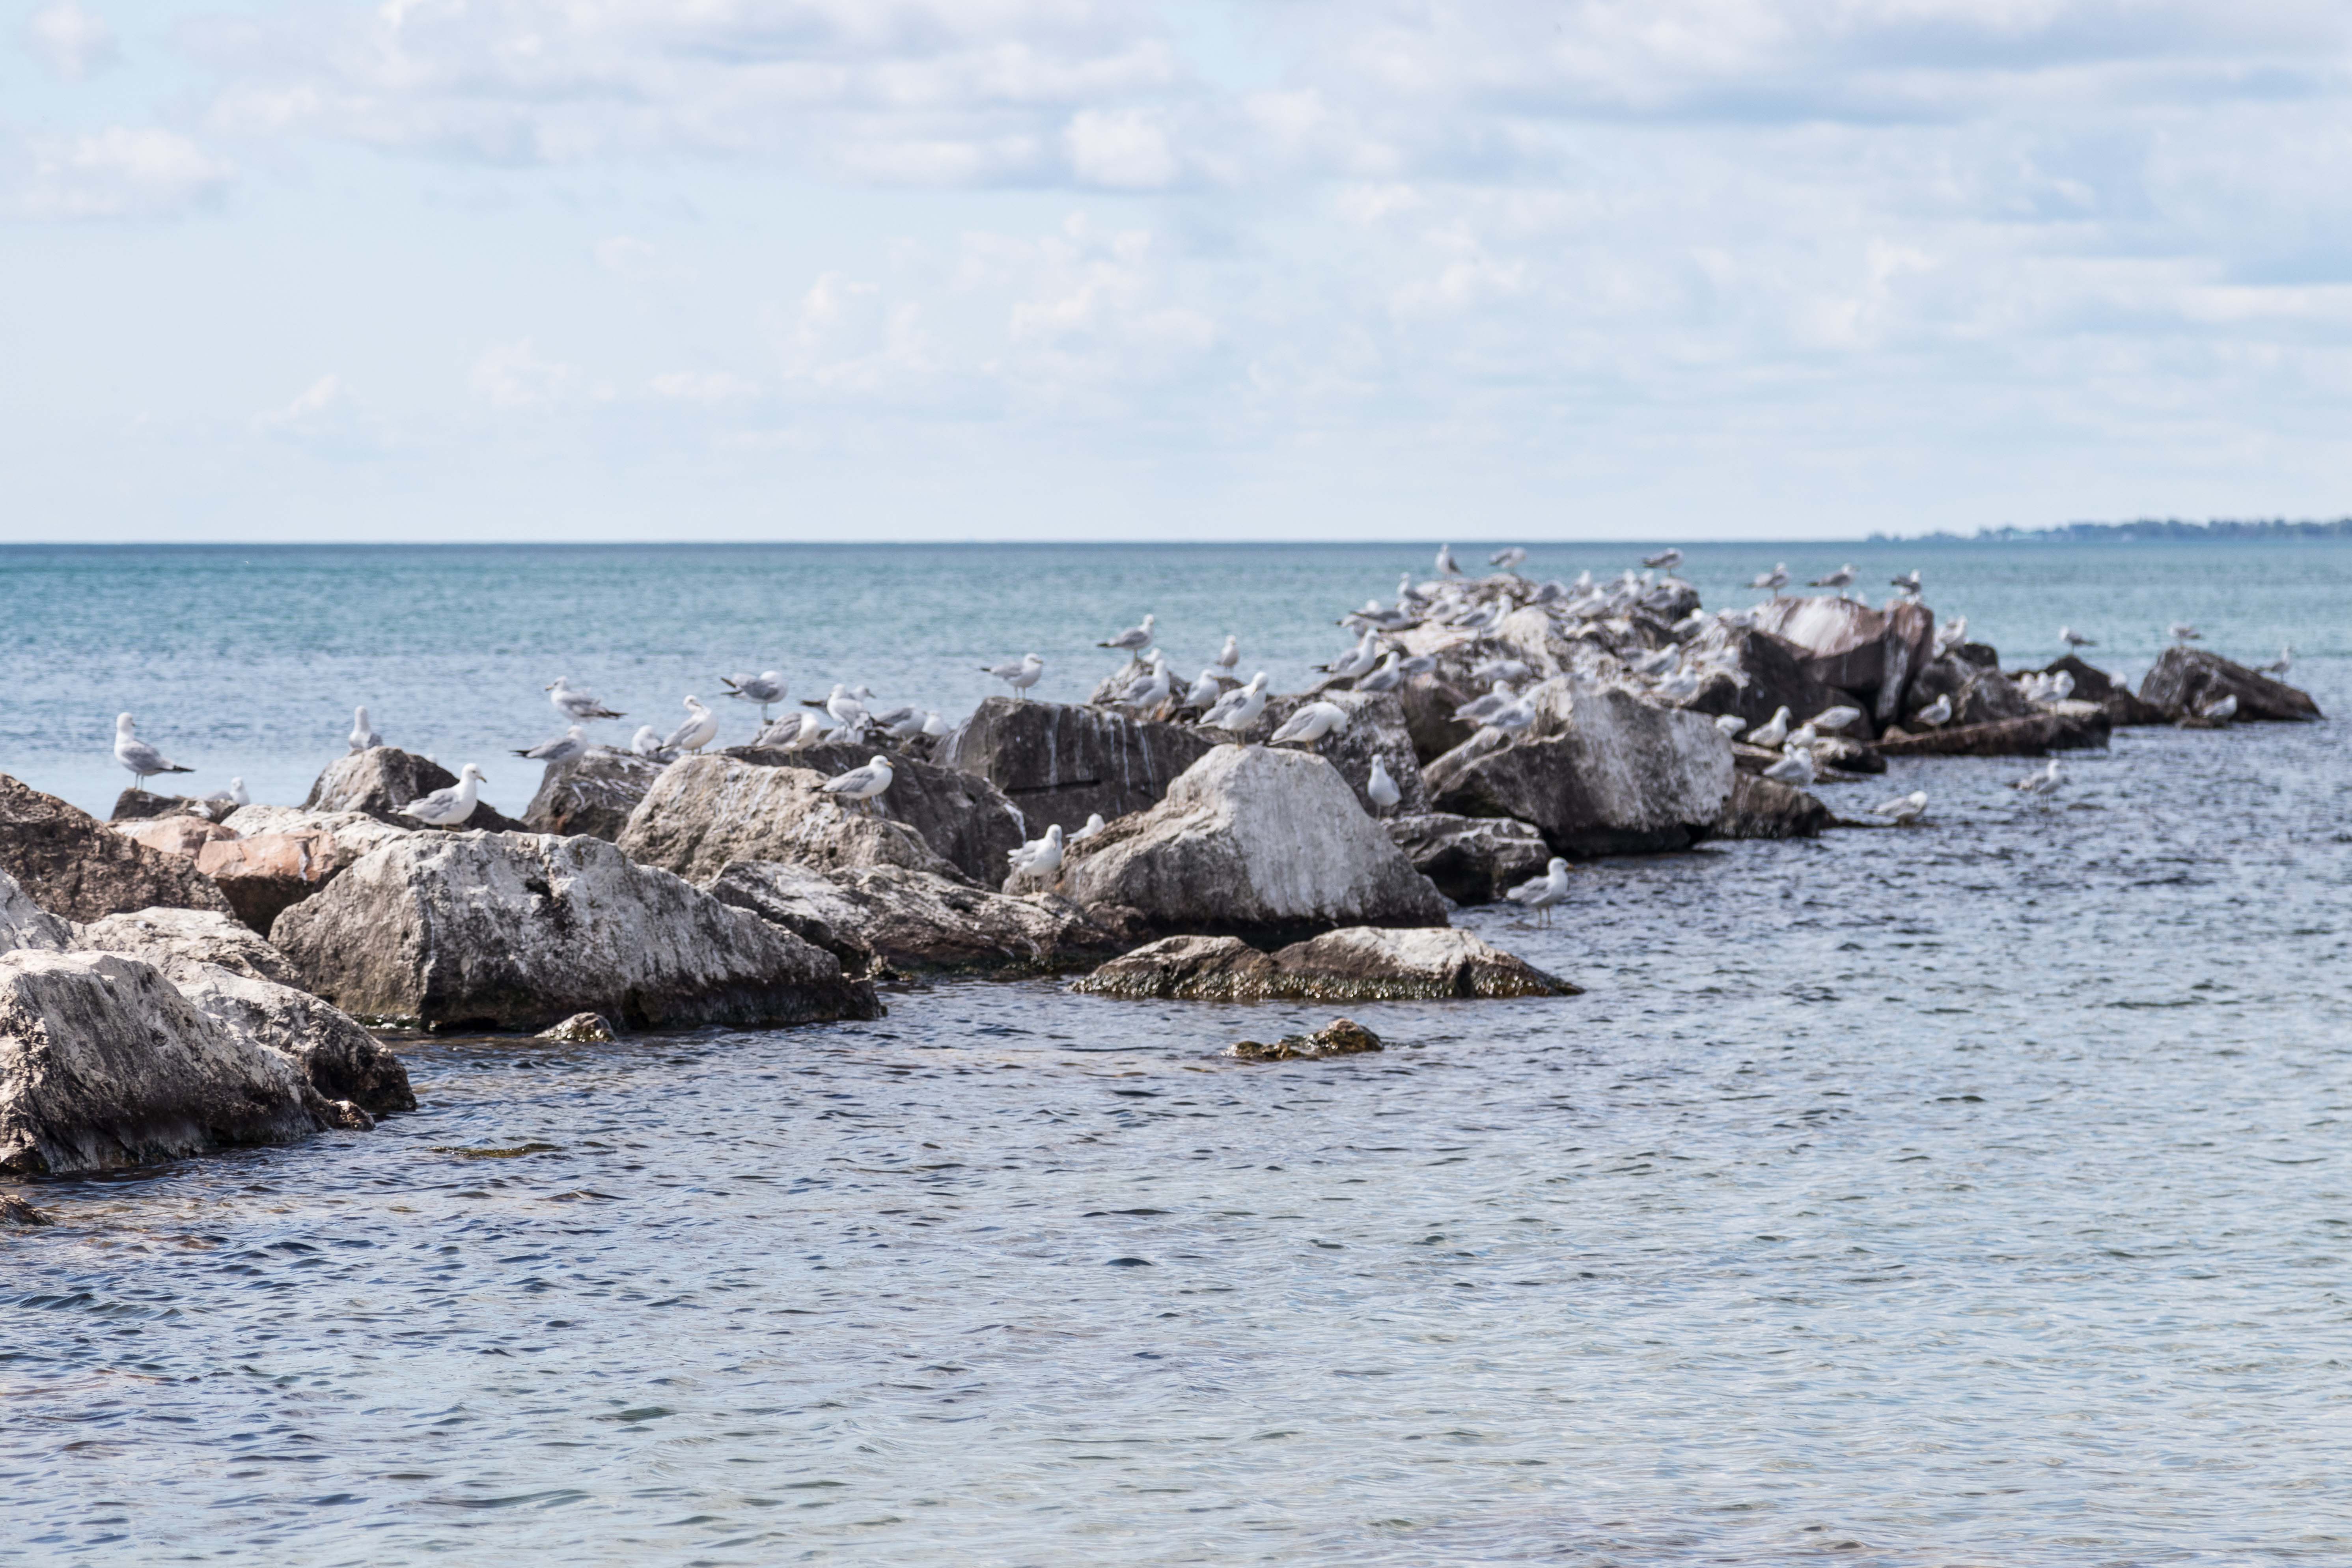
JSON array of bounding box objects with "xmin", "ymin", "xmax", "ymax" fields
[
  {"xmin": 349, "ymin": 705, "xmax": 380, "ymax": 752},
  {"xmin": 1871, "ymin": 790, "xmax": 1929, "ymax": 824},
  {"xmin": 821, "ymin": 755, "xmax": 895, "ymax": 813},
  {"xmin": 663, "ymin": 696, "xmax": 719, "ymax": 755},
  {"xmin": 114, "ymin": 714, "xmax": 194, "ymax": 787},
  {"xmin": 515, "ymin": 725, "xmax": 590, "ymax": 766},
  {"xmin": 1507, "ymin": 858, "xmax": 1571, "ymax": 927},
  {"xmin": 547, "ymin": 677, "xmax": 624, "ymax": 723},
  {"xmin": 401, "ymin": 764, "xmax": 487, "ymax": 827},
  {"xmin": 2011, "ymin": 759, "xmax": 2062, "ymax": 797},
  {"xmin": 981, "ymin": 653, "xmax": 1045, "ymax": 700}
]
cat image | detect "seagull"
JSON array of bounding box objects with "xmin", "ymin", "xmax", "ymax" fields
[
  {"xmin": 1365, "ymin": 755, "xmax": 1402, "ymax": 815},
  {"xmin": 819, "ymin": 755, "xmax": 895, "ymax": 813},
  {"xmin": 2200, "ymin": 694, "xmax": 2238, "ymax": 722},
  {"xmin": 981, "ymin": 653, "xmax": 1046, "ymax": 701},
  {"xmin": 1436, "ymin": 543, "xmax": 1463, "ymax": 577},
  {"xmin": 2168, "ymin": 623, "xmax": 2202, "ymax": 642},
  {"xmin": 547, "ymin": 677, "xmax": 624, "ymax": 723},
  {"xmin": 1178, "ymin": 668, "xmax": 1226, "ymax": 711},
  {"xmin": 1749, "ymin": 563, "xmax": 1790, "ymax": 595},
  {"xmin": 1097, "ymin": 614, "xmax": 1156, "ymax": 653},
  {"xmin": 399, "ymin": 764, "xmax": 487, "ymax": 828},
  {"xmin": 1762, "ymin": 747, "xmax": 1817, "ymax": 787},
  {"xmin": 1214, "ymin": 635, "xmax": 1240, "ymax": 672},
  {"xmin": 514, "ymin": 725, "xmax": 590, "ymax": 765},
  {"xmin": 1912, "ymin": 693, "xmax": 1953, "ymax": 728},
  {"xmin": 1810, "ymin": 704, "xmax": 1863, "ymax": 734},
  {"xmin": 820, "ymin": 684, "xmax": 871, "ymax": 740},
  {"xmin": 1119, "ymin": 657, "xmax": 1173, "ymax": 714},
  {"xmin": 1007, "ymin": 822, "xmax": 1065, "ymax": 877},
  {"xmin": 2259, "ymin": 646, "xmax": 2294, "ymax": 676},
  {"xmin": 1713, "ymin": 712, "xmax": 1746, "ymax": 737},
  {"xmin": 1487, "ymin": 695, "xmax": 1539, "ymax": 736},
  {"xmin": 2059, "ymin": 627, "xmax": 2095, "ymax": 651},
  {"xmin": 875, "ymin": 706, "xmax": 927, "ymax": 744},
  {"xmin": 348, "ymin": 705, "xmax": 380, "ymax": 753},
  {"xmin": 1743, "ymin": 706, "xmax": 1791, "ymax": 748},
  {"xmin": 1935, "ymin": 615, "xmax": 1970, "ymax": 654},
  {"xmin": 114, "ymin": 714, "xmax": 194, "ymax": 786},
  {"xmin": 1323, "ymin": 631, "xmax": 1381, "ymax": 681},
  {"xmin": 1871, "ymin": 790, "xmax": 1929, "ymax": 824},
  {"xmin": 921, "ymin": 711, "xmax": 949, "ymax": 738},
  {"xmin": 1490, "ymin": 546, "xmax": 1528, "ymax": 574},
  {"xmin": 1453, "ymin": 683, "xmax": 1518, "ymax": 725},
  {"xmin": 1809, "ymin": 564, "xmax": 1857, "ymax": 594},
  {"xmin": 1201, "ymin": 672, "xmax": 1272, "ymax": 734},
  {"xmin": 1068, "ymin": 813, "xmax": 1108, "ymax": 845},
  {"xmin": 198, "ymin": 777, "xmax": 250, "ymax": 813},
  {"xmin": 1890, "ymin": 570, "xmax": 1922, "ymax": 595},
  {"xmin": 1630, "ymin": 645, "xmax": 1678, "ymax": 677},
  {"xmin": 755, "ymin": 713, "xmax": 823, "ymax": 751},
  {"xmin": 1269, "ymin": 700, "xmax": 1352, "ymax": 750},
  {"xmin": 720, "ymin": 671, "xmax": 787, "ymax": 720},
  {"xmin": 1470, "ymin": 657, "xmax": 1533, "ymax": 686},
  {"xmin": 1356, "ymin": 653, "xmax": 1406, "ymax": 694},
  {"xmin": 1506, "ymin": 858, "xmax": 1571, "ymax": 927},
  {"xmin": 631, "ymin": 724, "xmax": 675, "ymax": 759},
  {"xmin": 1398, "ymin": 654, "xmax": 1439, "ymax": 677},
  {"xmin": 1643, "ymin": 547, "xmax": 1683, "ymax": 571},
  {"xmin": 663, "ymin": 695, "xmax": 719, "ymax": 755},
  {"xmin": 2011, "ymin": 759, "xmax": 2062, "ymax": 796}
]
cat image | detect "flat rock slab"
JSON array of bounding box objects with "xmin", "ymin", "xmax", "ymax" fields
[
  {"xmin": 707, "ymin": 859, "xmax": 1136, "ymax": 976},
  {"xmin": 0, "ymin": 950, "xmax": 328, "ymax": 1176},
  {"xmin": 0, "ymin": 772, "xmax": 234, "ymax": 925},
  {"xmin": 1875, "ymin": 706, "xmax": 2111, "ymax": 757},
  {"xmin": 936, "ymin": 698, "xmax": 1216, "ymax": 839},
  {"xmin": 1071, "ymin": 927, "xmax": 1576, "ymax": 1001},
  {"xmin": 2138, "ymin": 647, "xmax": 2321, "ymax": 722},
  {"xmin": 272, "ymin": 830, "xmax": 878, "ymax": 1033}
]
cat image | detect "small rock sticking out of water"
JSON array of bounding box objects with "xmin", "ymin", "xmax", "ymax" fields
[
  {"xmin": 537, "ymin": 1012, "xmax": 616, "ymax": 1043},
  {"xmin": 1228, "ymin": 1018, "xmax": 1384, "ymax": 1062},
  {"xmin": 2, "ymin": 1192, "xmax": 54, "ymax": 1227}
]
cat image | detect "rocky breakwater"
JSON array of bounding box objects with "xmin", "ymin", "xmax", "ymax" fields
[
  {"xmin": 1072, "ymin": 927, "xmax": 1575, "ymax": 1000},
  {"xmin": 1380, "ymin": 814, "xmax": 1552, "ymax": 904},
  {"xmin": 1749, "ymin": 595, "xmax": 1935, "ymax": 728},
  {"xmin": 305, "ymin": 746, "xmax": 529, "ymax": 831},
  {"xmin": 705, "ymin": 861, "xmax": 1136, "ymax": 977},
  {"xmin": 523, "ymin": 747, "xmax": 670, "ymax": 842},
  {"xmin": 1424, "ymin": 683, "xmax": 1734, "ymax": 857},
  {"xmin": 2139, "ymin": 648, "xmax": 2323, "ymax": 723},
  {"xmin": 1054, "ymin": 745, "xmax": 1448, "ymax": 937},
  {"xmin": 271, "ymin": 830, "xmax": 877, "ymax": 1032},
  {"xmin": 1240, "ymin": 690, "xmax": 1431, "ymax": 817},
  {"xmin": 937, "ymin": 698, "xmax": 1216, "ymax": 839},
  {"xmin": 0, "ymin": 772, "xmax": 234, "ymax": 924}
]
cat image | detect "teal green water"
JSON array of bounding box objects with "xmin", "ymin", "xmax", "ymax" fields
[{"xmin": 3, "ymin": 540, "xmax": 2350, "ymax": 1565}]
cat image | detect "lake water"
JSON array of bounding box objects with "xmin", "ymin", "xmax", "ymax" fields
[{"xmin": 4, "ymin": 540, "xmax": 2350, "ymax": 1564}]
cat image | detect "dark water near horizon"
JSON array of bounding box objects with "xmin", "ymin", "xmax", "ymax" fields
[{"xmin": 5, "ymin": 540, "xmax": 2352, "ymax": 1564}]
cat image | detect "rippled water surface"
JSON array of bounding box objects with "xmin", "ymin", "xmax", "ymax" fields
[{"xmin": 5, "ymin": 542, "xmax": 2352, "ymax": 1564}]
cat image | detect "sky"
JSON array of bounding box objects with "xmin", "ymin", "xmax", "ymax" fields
[{"xmin": 5, "ymin": 0, "xmax": 2352, "ymax": 543}]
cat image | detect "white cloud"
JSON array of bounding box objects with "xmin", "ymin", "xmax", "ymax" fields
[
  {"xmin": 254, "ymin": 373, "xmax": 393, "ymax": 457},
  {"xmin": 11, "ymin": 127, "xmax": 233, "ymax": 220},
  {"xmin": 470, "ymin": 340, "xmax": 610, "ymax": 408},
  {"xmin": 649, "ymin": 370, "xmax": 762, "ymax": 403},
  {"xmin": 1064, "ymin": 108, "xmax": 1179, "ymax": 187},
  {"xmin": 23, "ymin": 2, "xmax": 118, "ymax": 80}
]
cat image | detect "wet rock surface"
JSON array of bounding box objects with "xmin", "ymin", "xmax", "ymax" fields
[
  {"xmin": 523, "ymin": 748, "xmax": 669, "ymax": 842},
  {"xmin": 537, "ymin": 1012, "xmax": 617, "ymax": 1043},
  {"xmin": 0, "ymin": 772, "xmax": 235, "ymax": 925},
  {"xmin": 1714, "ymin": 773, "xmax": 1833, "ymax": 840},
  {"xmin": 1058, "ymin": 746, "xmax": 1448, "ymax": 936},
  {"xmin": 1876, "ymin": 705, "xmax": 2112, "ymax": 757},
  {"xmin": 1382, "ymin": 813, "xmax": 1552, "ymax": 905},
  {"xmin": 272, "ymin": 830, "xmax": 878, "ymax": 1033},
  {"xmin": 1229, "ymin": 1018, "xmax": 1384, "ymax": 1062},
  {"xmin": 707, "ymin": 859, "xmax": 1134, "ymax": 976},
  {"xmin": 1072, "ymin": 925, "xmax": 1573, "ymax": 1001},
  {"xmin": 936, "ymin": 698, "xmax": 1217, "ymax": 840},
  {"xmin": 2138, "ymin": 647, "xmax": 2321, "ymax": 723}
]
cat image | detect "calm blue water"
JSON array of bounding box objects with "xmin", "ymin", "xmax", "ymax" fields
[{"xmin": 4, "ymin": 540, "xmax": 2351, "ymax": 1565}]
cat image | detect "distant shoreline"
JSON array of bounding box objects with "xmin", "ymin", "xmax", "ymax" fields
[{"xmin": 1873, "ymin": 519, "xmax": 2352, "ymax": 543}]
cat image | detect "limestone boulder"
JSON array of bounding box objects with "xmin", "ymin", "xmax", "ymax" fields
[
  {"xmin": 1423, "ymin": 685, "xmax": 1734, "ymax": 857},
  {"xmin": 616, "ymin": 753, "xmax": 963, "ymax": 883},
  {"xmin": 1071, "ymin": 926, "xmax": 1574, "ymax": 1001},
  {"xmin": 523, "ymin": 747, "xmax": 668, "ymax": 842},
  {"xmin": 1382, "ymin": 813, "xmax": 1552, "ymax": 905},
  {"xmin": 2138, "ymin": 647, "xmax": 2321, "ymax": 723},
  {"xmin": 0, "ymin": 869, "xmax": 72, "ymax": 955},
  {"xmin": 755, "ymin": 743, "xmax": 1026, "ymax": 886},
  {"xmin": 114, "ymin": 815, "xmax": 240, "ymax": 860},
  {"xmin": 0, "ymin": 772, "xmax": 235, "ymax": 924},
  {"xmin": 1058, "ymin": 746, "xmax": 1448, "ymax": 936},
  {"xmin": 0, "ymin": 950, "xmax": 330, "ymax": 1176},
  {"xmin": 1713, "ymin": 773, "xmax": 1833, "ymax": 840},
  {"xmin": 74, "ymin": 907, "xmax": 301, "ymax": 986},
  {"xmin": 302, "ymin": 747, "xmax": 527, "ymax": 830},
  {"xmin": 271, "ymin": 830, "xmax": 877, "ymax": 1033},
  {"xmin": 936, "ymin": 697, "xmax": 1217, "ymax": 839},
  {"xmin": 1683, "ymin": 625, "xmax": 1868, "ymax": 736},
  {"xmin": 706, "ymin": 860, "xmax": 1136, "ymax": 976},
  {"xmin": 1239, "ymin": 690, "xmax": 1429, "ymax": 817}
]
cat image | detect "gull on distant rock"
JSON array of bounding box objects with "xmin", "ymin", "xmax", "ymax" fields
[
  {"xmin": 1097, "ymin": 614, "xmax": 1156, "ymax": 652},
  {"xmin": 1269, "ymin": 700, "xmax": 1351, "ymax": 750},
  {"xmin": 400, "ymin": 764, "xmax": 487, "ymax": 828},
  {"xmin": 1215, "ymin": 634, "xmax": 1239, "ymax": 672},
  {"xmin": 1912, "ymin": 693, "xmax": 1953, "ymax": 728},
  {"xmin": 1810, "ymin": 704, "xmax": 1863, "ymax": 734},
  {"xmin": 1643, "ymin": 547, "xmax": 1683, "ymax": 571},
  {"xmin": 199, "ymin": 777, "xmax": 250, "ymax": 813},
  {"xmin": 515, "ymin": 725, "xmax": 590, "ymax": 766},
  {"xmin": 1202, "ymin": 672, "xmax": 1271, "ymax": 735},
  {"xmin": 2200, "ymin": 694, "xmax": 2238, "ymax": 721},
  {"xmin": 1490, "ymin": 545, "xmax": 1528, "ymax": 574},
  {"xmin": 982, "ymin": 653, "xmax": 1045, "ymax": 701},
  {"xmin": 2059, "ymin": 626, "xmax": 2095, "ymax": 650},
  {"xmin": 1714, "ymin": 712, "xmax": 1746, "ymax": 737},
  {"xmin": 1436, "ymin": 543, "xmax": 1463, "ymax": 577},
  {"xmin": 1762, "ymin": 747, "xmax": 1817, "ymax": 787},
  {"xmin": 1356, "ymin": 653, "xmax": 1405, "ymax": 694},
  {"xmin": 1890, "ymin": 570, "xmax": 1922, "ymax": 595},
  {"xmin": 820, "ymin": 755, "xmax": 895, "ymax": 813},
  {"xmin": 2168, "ymin": 623, "xmax": 2202, "ymax": 642},
  {"xmin": 114, "ymin": 714, "xmax": 194, "ymax": 786},
  {"xmin": 1008, "ymin": 822, "xmax": 1065, "ymax": 878},
  {"xmin": 1365, "ymin": 755, "xmax": 1402, "ymax": 815},
  {"xmin": 349, "ymin": 705, "xmax": 380, "ymax": 753},
  {"xmin": 547, "ymin": 677, "xmax": 623, "ymax": 723},
  {"xmin": 1749, "ymin": 563, "xmax": 1789, "ymax": 596},
  {"xmin": 1809, "ymin": 564, "xmax": 1857, "ymax": 594},
  {"xmin": 663, "ymin": 695, "xmax": 719, "ymax": 755},
  {"xmin": 2260, "ymin": 645, "xmax": 2294, "ymax": 675},
  {"xmin": 1068, "ymin": 813, "xmax": 1108, "ymax": 845},
  {"xmin": 1744, "ymin": 706, "xmax": 1791, "ymax": 748},
  {"xmin": 721, "ymin": 671, "xmax": 787, "ymax": 720},
  {"xmin": 631, "ymin": 725, "xmax": 675, "ymax": 759}
]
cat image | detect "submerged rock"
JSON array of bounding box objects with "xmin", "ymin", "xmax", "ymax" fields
[
  {"xmin": 523, "ymin": 748, "xmax": 669, "ymax": 842},
  {"xmin": 1423, "ymin": 685, "xmax": 1733, "ymax": 857},
  {"xmin": 1058, "ymin": 746, "xmax": 1448, "ymax": 936},
  {"xmin": 0, "ymin": 773, "xmax": 235, "ymax": 925},
  {"xmin": 706, "ymin": 859, "xmax": 1136, "ymax": 976},
  {"xmin": 303, "ymin": 748, "xmax": 526, "ymax": 830},
  {"xmin": 617, "ymin": 754, "xmax": 963, "ymax": 883},
  {"xmin": 537, "ymin": 1012, "xmax": 616, "ymax": 1043},
  {"xmin": 1382, "ymin": 813, "xmax": 1552, "ymax": 905},
  {"xmin": 935, "ymin": 697, "xmax": 1217, "ymax": 840},
  {"xmin": 271, "ymin": 830, "xmax": 878, "ymax": 1033},
  {"xmin": 1229, "ymin": 1018, "xmax": 1384, "ymax": 1062},
  {"xmin": 1713, "ymin": 773, "xmax": 1833, "ymax": 840},
  {"xmin": 2138, "ymin": 647, "xmax": 2321, "ymax": 723},
  {"xmin": 1072, "ymin": 926, "xmax": 1574, "ymax": 1001},
  {"xmin": 0, "ymin": 950, "xmax": 329, "ymax": 1175}
]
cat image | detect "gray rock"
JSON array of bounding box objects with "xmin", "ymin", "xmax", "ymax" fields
[
  {"xmin": 111, "ymin": 789, "xmax": 235, "ymax": 824},
  {"xmin": 1229, "ymin": 1017, "xmax": 1384, "ymax": 1061},
  {"xmin": 1059, "ymin": 746, "xmax": 1449, "ymax": 936},
  {"xmin": 1902, "ymin": 655, "xmax": 2036, "ymax": 729},
  {"xmin": 744, "ymin": 743, "xmax": 1026, "ymax": 887},
  {"xmin": 1383, "ymin": 813, "xmax": 1552, "ymax": 905},
  {"xmin": 1875, "ymin": 704, "xmax": 2112, "ymax": 757},
  {"xmin": 302, "ymin": 747, "xmax": 527, "ymax": 830},
  {"xmin": 197, "ymin": 808, "xmax": 421, "ymax": 932},
  {"xmin": 523, "ymin": 747, "xmax": 670, "ymax": 842},
  {"xmin": 2036, "ymin": 656, "xmax": 2168, "ymax": 726},
  {"xmin": 1683, "ymin": 625, "xmax": 1869, "ymax": 737},
  {"xmin": 707, "ymin": 860, "xmax": 1136, "ymax": 976},
  {"xmin": 1713, "ymin": 773, "xmax": 1832, "ymax": 840},
  {"xmin": 1240, "ymin": 690, "xmax": 1430, "ymax": 817},
  {"xmin": 1072, "ymin": 926, "xmax": 1574, "ymax": 1001},
  {"xmin": 1423, "ymin": 685, "xmax": 1734, "ymax": 857},
  {"xmin": 0, "ymin": 950, "xmax": 329, "ymax": 1176},
  {"xmin": 0, "ymin": 869, "xmax": 72, "ymax": 956},
  {"xmin": 112, "ymin": 815, "xmax": 241, "ymax": 861},
  {"xmin": 538, "ymin": 1012, "xmax": 616, "ymax": 1043},
  {"xmin": 271, "ymin": 830, "xmax": 878, "ymax": 1033},
  {"xmin": 935, "ymin": 697, "xmax": 1217, "ymax": 840},
  {"xmin": 616, "ymin": 754, "xmax": 964, "ymax": 884},
  {"xmin": 1746, "ymin": 597, "xmax": 1936, "ymax": 724},
  {"xmin": 2138, "ymin": 647, "xmax": 2322, "ymax": 723},
  {"xmin": 74, "ymin": 907, "xmax": 302, "ymax": 986},
  {"xmin": 0, "ymin": 772, "xmax": 235, "ymax": 925}
]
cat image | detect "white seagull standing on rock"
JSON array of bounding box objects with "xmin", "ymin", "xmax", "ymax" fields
[
  {"xmin": 1214, "ymin": 635, "xmax": 1240, "ymax": 672},
  {"xmin": 1890, "ymin": 570, "xmax": 1923, "ymax": 595},
  {"xmin": 1436, "ymin": 543, "xmax": 1463, "ymax": 577},
  {"xmin": 547, "ymin": 677, "xmax": 623, "ymax": 723},
  {"xmin": 1810, "ymin": 704, "xmax": 1864, "ymax": 735},
  {"xmin": 1365, "ymin": 755, "xmax": 1402, "ymax": 815},
  {"xmin": 1179, "ymin": 668, "xmax": 1225, "ymax": 712},
  {"xmin": 1763, "ymin": 747, "xmax": 1817, "ymax": 787},
  {"xmin": 663, "ymin": 696, "xmax": 719, "ymax": 755},
  {"xmin": 515, "ymin": 725, "xmax": 590, "ymax": 765},
  {"xmin": 821, "ymin": 755, "xmax": 895, "ymax": 813},
  {"xmin": 1714, "ymin": 712, "xmax": 1747, "ymax": 737},
  {"xmin": 1809, "ymin": 564, "xmax": 1857, "ymax": 594},
  {"xmin": 1507, "ymin": 858, "xmax": 1572, "ymax": 927},
  {"xmin": 1356, "ymin": 653, "xmax": 1405, "ymax": 694},
  {"xmin": 1912, "ymin": 694, "xmax": 1953, "ymax": 728},
  {"xmin": 632, "ymin": 725, "xmax": 674, "ymax": 760},
  {"xmin": 2168, "ymin": 623, "xmax": 2202, "ymax": 642},
  {"xmin": 982, "ymin": 653, "xmax": 1045, "ymax": 701},
  {"xmin": 349, "ymin": 705, "xmax": 380, "ymax": 752},
  {"xmin": 1270, "ymin": 701, "xmax": 1351, "ymax": 751},
  {"xmin": 1643, "ymin": 547, "xmax": 1683, "ymax": 571},
  {"xmin": 2200, "ymin": 694, "xmax": 2238, "ymax": 722},
  {"xmin": 2260, "ymin": 646, "xmax": 2294, "ymax": 675},
  {"xmin": 1744, "ymin": 707, "xmax": 1791, "ymax": 748},
  {"xmin": 401, "ymin": 764, "xmax": 487, "ymax": 827},
  {"xmin": 1068, "ymin": 813, "xmax": 1108, "ymax": 845},
  {"xmin": 1871, "ymin": 790, "xmax": 1929, "ymax": 824},
  {"xmin": 1008, "ymin": 822, "xmax": 1065, "ymax": 878},
  {"xmin": 114, "ymin": 714, "xmax": 194, "ymax": 787},
  {"xmin": 1490, "ymin": 546, "xmax": 1528, "ymax": 574},
  {"xmin": 1097, "ymin": 614, "xmax": 1156, "ymax": 653},
  {"xmin": 1202, "ymin": 673, "xmax": 1271, "ymax": 735},
  {"xmin": 1749, "ymin": 563, "xmax": 1790, "ymax": 596}
]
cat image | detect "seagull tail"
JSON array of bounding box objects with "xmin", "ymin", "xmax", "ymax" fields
[{"xmin": 163, "ymin": 763, "xmax": 194, "ymax": 774}]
